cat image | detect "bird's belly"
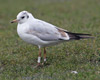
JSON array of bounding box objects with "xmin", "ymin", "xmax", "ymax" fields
[
  {"xmin": 43, "ymin": 40, "xmax": 64, "ymax": 47},
  {"xmin": 17, "ymin": 27, "xmax": 64, "ymax": 47},
  {"xmin": 17, "ymin": 32, "xmax": 48, "ymax": 46},
  {"xmin": 18, "ymin": 33, "xmax": 63, "ymax": 47}
]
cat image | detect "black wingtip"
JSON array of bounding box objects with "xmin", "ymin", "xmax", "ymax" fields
[{"xmin": 65, "ymin": 31, "xmax": 94, "ymax": 40}]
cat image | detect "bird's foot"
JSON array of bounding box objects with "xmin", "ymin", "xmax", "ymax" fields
[
  {"xmin": 42, "ymin": 61, "xmax": 50, "ymax": 66},
  {"xmin": 35, "ymin": 63, "xmax": 43, "ymax": 68},
  {"xmin": 37, "ymin": 63, "xmax": 41, "ymax": 66}
]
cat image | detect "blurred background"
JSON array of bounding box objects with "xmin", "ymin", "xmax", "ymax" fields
[{"xmin": 0, "ymin": 0, "xmax": 100, "ymax": 80}]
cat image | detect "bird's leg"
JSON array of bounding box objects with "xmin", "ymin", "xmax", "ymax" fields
[
  {"xmin": 44, "ymin": 48, "xmax": 46, "ymax": 62},
  {"xmin": 37, "ymin": 48, "xmax": 41, "ymax": 66},
  {"xmin": 42, "ymin": 48, "xmax": 49, "ymax": 65}
]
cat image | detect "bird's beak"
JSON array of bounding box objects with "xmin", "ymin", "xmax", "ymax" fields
[{"xmin": 11, "ymin": 19, "xmax": 18, "ymax": 23}]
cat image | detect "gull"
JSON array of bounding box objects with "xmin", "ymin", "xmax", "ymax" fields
[{"xmin": 11, "ymin": 11, "xmax": 93, "ymax": 66}]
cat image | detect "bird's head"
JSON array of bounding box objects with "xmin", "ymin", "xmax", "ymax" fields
[{"xmin": 11, "ymin": 11, "xmax": 33, "ymax": 24}]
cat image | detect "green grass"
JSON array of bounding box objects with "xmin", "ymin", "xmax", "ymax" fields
[{"xmin": 0, "ymin": 0, "xmax": 100, "ymax": 80}]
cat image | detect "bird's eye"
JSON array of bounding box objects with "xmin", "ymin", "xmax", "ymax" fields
[{"xmin": 21, "ymin": 16, "xmax": 25, "ymax": 19}]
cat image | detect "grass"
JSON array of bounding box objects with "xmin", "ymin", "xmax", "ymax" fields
[{"xmin": 0, "ymin": 0, "xmax": 100, "ymax": 80}]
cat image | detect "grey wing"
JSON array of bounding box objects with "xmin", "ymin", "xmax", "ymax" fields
[
  {"xmin": 27, "ymin": 20, "xmax": 62, "ymax": 41},
  {"xmin": 29, "ymin": 31, "xmax": 60, "ymax": 41}
]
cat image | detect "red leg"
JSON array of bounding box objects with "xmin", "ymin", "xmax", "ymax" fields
[
  {"xmin": 37, "ymin": 48, "xmax": 41, "ymax": 66},
  {"xmin": 44, "ymin": 48, "xmax": 46, "ymax": 62}
]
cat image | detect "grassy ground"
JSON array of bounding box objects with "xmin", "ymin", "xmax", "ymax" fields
[{"xmin": 0, "ymin": 0, "xmax": 100, "ymax": 80}]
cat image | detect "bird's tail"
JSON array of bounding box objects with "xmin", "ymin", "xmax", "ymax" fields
[{"xmin": 66, "ymin": 32, "xmax": 94, "ymax": 40}]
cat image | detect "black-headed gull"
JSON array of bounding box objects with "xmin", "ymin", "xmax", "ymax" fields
[{"xmin": 11, "ymin": 11, "xmax": 93, "ymax": 66}]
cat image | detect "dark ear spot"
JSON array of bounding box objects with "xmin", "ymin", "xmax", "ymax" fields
[{"xmin": 27, "ymin": 15, "xmax": 29, "ymax": 18}]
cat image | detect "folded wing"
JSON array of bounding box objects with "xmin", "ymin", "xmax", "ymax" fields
[{"xmin": 27, "ymin": 19, "xmax": 70, "ymax": 41}]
